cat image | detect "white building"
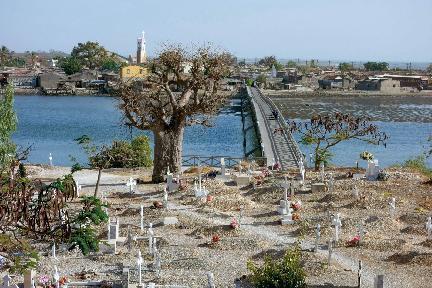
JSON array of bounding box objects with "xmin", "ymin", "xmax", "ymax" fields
[{"xmin": 136, "ymin": 31, "xmax": 147, "ymax": 64}]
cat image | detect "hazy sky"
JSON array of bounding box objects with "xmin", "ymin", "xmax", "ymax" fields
[{"xmin": 1, "ymin": 0, "xmax": 431, "ymax": 62}]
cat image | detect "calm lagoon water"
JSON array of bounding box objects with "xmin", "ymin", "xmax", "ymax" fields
[
  {"xmin": 12, "ymin": 95, "xmax": 245, "ymax": 166},
  {"xmin": 12, "ymin": 95, "xmax": 431, "ymax": 168},
  {"xmin": 294, "ymin": 121, "xmax": 432, "ymax": 168}
]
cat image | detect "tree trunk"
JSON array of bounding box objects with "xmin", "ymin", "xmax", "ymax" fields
[
  {"xmin": 152, "ymin": 125, "xmax": 185, "ymax": 183},
  {"xmin": 94, "ymin": 168, "xmax": 102, "ymax": 197}
]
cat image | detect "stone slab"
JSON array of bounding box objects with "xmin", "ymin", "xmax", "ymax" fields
[
  {"xmin": 163, "ymin": 217, "xmax": 179, "ymax": 226},
  {"xmin": 311, "ymin": 183, "xmax": 326, "ymax": 193}
]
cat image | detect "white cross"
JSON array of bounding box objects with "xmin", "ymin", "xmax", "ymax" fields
[
  {"xmin": 137, "ymin": 250, "xmax": 143, "ymax": 285},
  {"xmin": 315, "ymin": 224, "xmax": 321, "ymax": 252},
  {"xmin": 148, "ymin": 223, "xmax": 154, "ymax": 254},
  {"xmin": 332, "ymin": 213, "xmax": 342, "ymax": 242},
  {"xmin": 126, "ymin": 177, "xmax": 137, "ymax": 193},
  {"xmin": 140, "ymin": 205, "xmax": 144, "ymax": 231},
  {"xmin": 163, "ymin": 188, "xmax": 168, "ymax": 209},
  {"xmin": 51, "ymin": 243, "xmax": 57, "ymax": 259},
  {"xmin": 53, "ymin": 266, "xmax": 60, "ymax": 288},
  {"xmin": 76, "ymin": 181, "xmax": 82, "ymax": 197},
  {"xmin": 49, "ymin": 153, "xmax": 53, "ymax": 167},
  {"xmin": 320, "ymin": 162, "xmax": 325, "ymax": 181},
  {"xmin": 352, "ymin": 185, "xmax": 359, "ymax": 200},
  {"xmin": 207, "ymin": 272, "xmax": 215, "ymax": 288},
  {"xmin": 389, "ymin": 198, "xmax": 396, "ymax": 218}
]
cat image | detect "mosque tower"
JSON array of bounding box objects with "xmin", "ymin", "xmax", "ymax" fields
[{"xmin": 136, "ymin": 31, "xmax": 147, "ymax": 64}]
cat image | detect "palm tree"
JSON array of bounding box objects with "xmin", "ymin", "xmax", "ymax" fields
[
  {"xmin": 30, "ymin": 52, "xmax": 38, "ymax": 68},
  {"xmin": 0, "ymin": 46, "xmax": 11, "ymax": 66}
]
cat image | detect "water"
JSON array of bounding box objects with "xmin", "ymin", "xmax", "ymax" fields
[
  {"xmin": 295, "ymin": 121, "xmax": 431, "ymax": 168},
  {"xmin": 12, "ymin": 95, "xmax": 245, "ymax": 166},
  {"xmin": 12, "ymin": 95, "xmax": 432, "ymax": 168},
  {"xmin": 274, "ymin": 95, "xmax": 432, "ymax": 168}
]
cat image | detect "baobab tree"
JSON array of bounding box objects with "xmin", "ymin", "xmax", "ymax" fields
[{"xmin": 116, "ymin": 45, "xmax": 231, "ymax": 182}]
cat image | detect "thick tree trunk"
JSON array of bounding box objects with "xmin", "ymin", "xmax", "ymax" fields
[{"xmin": 152, "ymin": 125, "xmax": 185, "ymax": 183}]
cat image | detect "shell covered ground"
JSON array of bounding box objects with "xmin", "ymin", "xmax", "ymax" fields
[{"xmin": 1, "ymin": 164, "xmax": 432, "ymax": 287}]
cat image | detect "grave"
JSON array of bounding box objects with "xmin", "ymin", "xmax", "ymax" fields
[
  {"xmin": 280, "ymin": 206, "xmax": 294, "ymax": 225},
  {"xmin": 374, "ymin": 275, "xmax": 384, "ymax": 288},
  {"xmin": 163, "ymin": 216, "xmax": 179, "ymax": 226},
  {"xmin": 234, "ymin": 173, "xmax": 251, "ymax": 186},
  {"xmin": 366, "ymin": 159, "xmax": 380, "ymax": 180},
  {"xmin": 216, "ymin": 157, "xmax": 230, "ymax": 180},
  {"xmin": 166, "ymin": 169, "xmax": 179, "ymax": 192},
  {"xmin": 194, "ymin": 164, "xmax": 209, "ymax": 197},
  {"xmin": 311, "ymin": 183, "xmax": 326, "ymax": 193},
  {"xmin": 315, "ymin": 224, "xmax": 321, "ymax": 252},
  {"xmin": 126, "ymin": 177, "xmax": 137, "ymax": 193},
  {"xmin": 352, "ymin": 185, "xmax": 360, "ymax": 200},
  {"xmin": 320, "ymin": 162, "xmax": 325, "ymax": 182},
  {"xmin": 278, "ymin": 177, "xmax": 290, "ymax": 215},
  {"xmin": 388, "ymin": 198, "xmax": 396, "ymax": 218},
  {"xmin": 331, "ymin": 213, "xmax": 342, "ymax": 243}
]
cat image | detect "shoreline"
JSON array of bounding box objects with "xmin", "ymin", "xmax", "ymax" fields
[
  {"xmin": 263, "ymin": 89, "xmax": 432, "ymax": 98},
  {"xmin": 12, "ymin": 87, "xmax": 113, "ymax": 97}
]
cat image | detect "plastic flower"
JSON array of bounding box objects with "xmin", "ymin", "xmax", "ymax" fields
[
  {"xmin": 59, "ymin": 276, "xmax": 68, "ymax": 285},
  {"xmin": 39, "ymin": 275, "xmax": 50, "ymax": 285},
  {"xmin": 211, "ymin": 234, "xmax": 220, "ymax": 243},
  {"xmin": 230, "ymin": 217, "xmax": 239, "ymax": 229}
]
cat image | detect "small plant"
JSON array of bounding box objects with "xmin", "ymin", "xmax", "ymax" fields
[
  {"xmin": 360, "ymin": 151, "xmax": 374, "ymax": 161},
  {"xmin": 402, "ymin": 155, "xmax": 432, "ymax": 182},
  {"xmin": 69, "ymin": 196, "xmax": 108, "ymax": 255},
  {"xmin": 377, "ymin": 171, "xmax": 390, "ymax": 181},
  {"xmin": 247, "ymin": 247, "xmax": 306, "ymax": 288}
]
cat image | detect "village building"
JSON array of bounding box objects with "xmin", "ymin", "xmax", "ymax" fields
[
  {"xmin": 356, "ymin": 77, "xmax": 400, "ymax": 93},
  {"xmin": 0, "ymin": 69, "xmax": 39, "ymax": 88},
  {"xmin": 120, "ymin": 65, "xmax": 148, "ymax": 80},
  {"xmin": 318, "ymin": 75, "xmax": 354, "ymax": 90},
  {"xmin": 375, "ymin": 74, "xmax": 428, "ymax": 91}
]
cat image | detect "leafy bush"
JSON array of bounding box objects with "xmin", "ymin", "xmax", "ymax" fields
[
  {"xmin": 69, "ymin": 196, "xmax": 108, "ymax": 255},
  {"xmin": 131, "ymin": 135, "xmax": 153, "ymax": 167},
  {"xmin": 0, "ymin": 234, "xmax": 39, "ymax": 274},
  {"xmin": 247, "ymin": 248, "xmax": 306, "ymax": 288},
  {"xmin": 102, "ymin": 135, "xmax": 152, "ymax": 168}
]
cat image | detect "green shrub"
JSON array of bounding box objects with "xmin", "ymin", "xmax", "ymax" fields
[
  {"xmin": 247, "ymin": 248, "xmax": 306, "ymax": 288},
  {"xmin": 69, "ymin": 196, "xmax": 108, "ymax": 255},
  {"xmin": 131, "ymin": 135, "xmax": 152, "ymax": 167},
  {"xmin": 97, "ymin": 135, "xmax": 152, "ymax": 169},
  {"xmin": 402, "ymin": 156, "xmax": 432, "ymax": 179}
]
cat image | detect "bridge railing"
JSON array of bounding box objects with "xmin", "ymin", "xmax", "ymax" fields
[
  {"xmin": 182, "ymin": 155, "xmax": 267, "ymax": 168},
  {"xmin": 255, "ymin": 88, "xmax": 304, "ymax": 167}
]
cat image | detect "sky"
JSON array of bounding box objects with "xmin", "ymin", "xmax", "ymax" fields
[{"xmin": 1, "ymin": 0, "xmax": 431, "ymax": 62}]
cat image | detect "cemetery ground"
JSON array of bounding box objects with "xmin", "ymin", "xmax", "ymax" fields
[{"xmin": 2, "ymin": 164, "xmax": 432, "ymax": 288}]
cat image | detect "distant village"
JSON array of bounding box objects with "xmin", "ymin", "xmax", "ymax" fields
[{"xmin": 1, "ymin": 33, "xmax": 432, "ymax": 95}]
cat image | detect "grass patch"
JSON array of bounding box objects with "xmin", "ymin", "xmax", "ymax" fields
[{"xmin": 402, "ymin": 156, "xmax": 432, "ymax": 180}]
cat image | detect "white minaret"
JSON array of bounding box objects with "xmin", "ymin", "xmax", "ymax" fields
[{"xmin": 137, "ymin": 31, "xmax": 147, "ymax": 64}]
